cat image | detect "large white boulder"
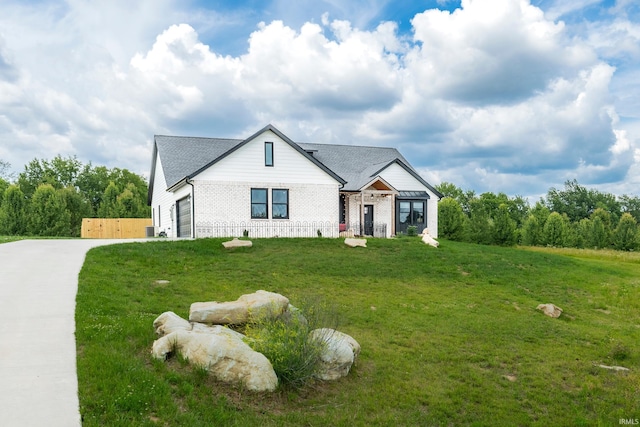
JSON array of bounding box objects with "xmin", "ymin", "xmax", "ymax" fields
[
  {"xmin": 537, "ymin": 303, "xmax": 563, "ymax": 318},
  {"xmin": 222, "ymin": 238, "xmax": 253, "ymax": 248},
  {"xmin": 310, "ymin": 328, "xmax": 361, "ymax": 381},
  {"xmin": 345, "ymin": 238, "xmax": 367, "ymax": 248},
  {"xmin": 421, "ymin": 232, "xmax": 439, "ymax": 247},
  {"xmin": 189, "ymin": 290, "xmax": 290, "ymax": 325},
  {"xmin": 152, "ymin": 329, "xmax": 278, "ymax": 392},
  {"xmin": 153, "ymin": 311, "xmax": 245, "ymax": 339},
  {"xmin": 153, "ymin": 311, "xmax": 192, "ymax": 336}
]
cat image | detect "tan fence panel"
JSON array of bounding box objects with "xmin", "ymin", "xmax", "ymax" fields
[{"xmin": 81, "ymin": 218, "xmax": 153, "ymax": 239}]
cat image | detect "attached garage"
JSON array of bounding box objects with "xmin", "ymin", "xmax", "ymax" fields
[{"xmin": 176, "ymin": 196, "xmax": 191, "ymax": 238}]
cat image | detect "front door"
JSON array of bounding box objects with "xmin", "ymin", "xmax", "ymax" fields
[{"xmin": 364, "ymin": 204, "xmax": 374, "ymax": 236}]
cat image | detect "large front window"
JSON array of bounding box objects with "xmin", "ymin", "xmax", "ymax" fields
[
  {"xmin": 272, "ymin": 189, "xmax": 289, "ymax": 219},
  {"xmin": 251, "ymin": 188, "xmax": 268, "ymax": 219},
  {"xmin": 399, "ymin": 201, "xmax": 411, "ymax": 225},
  {"xmin": 412, "ymin": 201, "xmax": 424, "ymax": 224},
  {"xmin": 397, "ymin": 199, "xmax": 427, "ymax": 235}
]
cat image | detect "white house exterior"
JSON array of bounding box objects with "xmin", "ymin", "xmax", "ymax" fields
[{"xmin": 148, "ymin": 124, "xmax": 441, "ymax": 239}]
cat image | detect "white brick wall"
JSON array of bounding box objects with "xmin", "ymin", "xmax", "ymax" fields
[{"xmin": 192, "ymin": 180, "xmax": 340, "ymax": 238}]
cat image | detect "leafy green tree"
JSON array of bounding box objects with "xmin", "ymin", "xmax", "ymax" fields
[
  {"xmin": 619, "ymin": 194, "xmax": 640, "ymax": 223},
  {"xmin": 588, "ymin": 216, "xmax": 608, "ymax": 249},
  {"xmin": 507, "ymin": 195, "xmax": 530, "ymax": 228},
  {"xmin": 493, "ymin": 203, "xmax": 517, "ymax": 246},
  {"xmin": 116, "ymin": 183, "xmax": 148, "ymax": 218},
  {"xmin": 27, "ymin": 184, "xmax": 71, "ymax": 236},
  {"xmin": 435, "ymin": 182, "xmax": 475, "ymax": 215},
  {"xmin": 0, "ymin": 185, "xmax": 27, "ymax": 235},
  {"xmin": 59, "ymin": 187, "xmax": 92, "ymax": 237},
  {"xmin": 17, "ymin": 156, "xmax": 82, "ymax": 198},
  {"xmin": 0, "ymin": 177, "xmax": 8, "ymax": 207},
  {"xmin": 97, "ymin": 182, "xmax": 120, "ymax": 218},
  {"xmin": 438, "ymin": 197, "xmax": 466, "ymax": 240},
  {"xmin": 76, "ymin": 164, "xmax": 111, "ymax": 215},
  {"xmin": 466, "ymin": 199, "xmax": 493, "ymax": 245},
  {"xmin": 543, "ymin": 212, "xmax": 567, "ymax": 247},
  {"xmin": 588, "ymin": 208, "xmax": 612, "ymax": 249},
  {"xmin": 521, "ymin": 215, "xmax": 542, "ymax": 246},
  {"xmin": 571, "ymin": 218, "xmax": 591, "ymax": 249},
  {"xmin": 613, "ymin": 213, "xmax": 638, "ymax": 251},
  {"xmin": 545, "ymin": 179, "xmax": 620, "ymax": 223},
  {"xmin": 530, "ymin": 201, "xmax": 550, "ymax": 227}
]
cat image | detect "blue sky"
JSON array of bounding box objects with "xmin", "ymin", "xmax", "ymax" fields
[{"xmin": 1, "ymin": 0, "xmax": 639, "ymax": 200}]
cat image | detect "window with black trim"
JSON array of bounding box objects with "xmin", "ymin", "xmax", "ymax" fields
[
  {"xmin": 251, "ymin": 188, "xmax": 268, "ymax": 218},
  {"xmin": 272, "ymin": 189, "xmax": 289, "ymax": 219},
  {"xmin": 265, "ymin": 142, "xmax": 274, "ymax": 167}
]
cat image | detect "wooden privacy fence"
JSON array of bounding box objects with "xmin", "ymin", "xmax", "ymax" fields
[{"xmin": 81, "ymin": 218, "xmax": 153, "ymax": 239}]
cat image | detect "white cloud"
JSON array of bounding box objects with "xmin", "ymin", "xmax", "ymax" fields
[{"xmin": 0, "ymin": 0, "xmax": 637, "ymax": 199}]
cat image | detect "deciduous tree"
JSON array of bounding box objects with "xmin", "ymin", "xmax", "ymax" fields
[
  {"xmin": 28, "ymin": 184, "xmax": 71, "ymax": 236},
  {"xmin": 0, "ymin": 185, "xmax": 27, "ymax": 235}
]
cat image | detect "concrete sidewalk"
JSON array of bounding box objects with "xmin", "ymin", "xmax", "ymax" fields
[{"xmin": 0, "ymin": 239, "xmax": 148, "ymax": 427}]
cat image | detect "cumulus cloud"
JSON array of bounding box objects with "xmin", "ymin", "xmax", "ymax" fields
[{"xmin": 0, "ymin": 0, "xmax": 637, "ymax": 198}]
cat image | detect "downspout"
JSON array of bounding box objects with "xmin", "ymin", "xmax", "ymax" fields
[
  {"xmin": 360, "ymin": 192, "xmax": 365, "ymax": 236},
  {"xmin": 186, "ymin": 177, "xmax": 195, "ymax": 239}
]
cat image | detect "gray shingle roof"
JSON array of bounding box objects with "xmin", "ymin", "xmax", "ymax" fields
[
  {"xmin": 153, "ymin": 135, "xmax": 242, "ymax": 190},
  {"xmin": 149, "ymin": 126, "xmax": 441, "ymax": 203},
  {"xmin": 297, "ymin": 142, "xmax": 419, "ymax": 192}
]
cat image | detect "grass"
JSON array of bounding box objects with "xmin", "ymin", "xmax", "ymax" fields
[
  {"xmin": 0, "ymin": 236, "xmax": 23, "ymax": 244},
  {"xmin": 76, "ymin": 238, "xmax": 640, "ymax": 426}
]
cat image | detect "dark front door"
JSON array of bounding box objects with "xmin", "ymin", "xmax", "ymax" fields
[{"xmin": 364, "ymin": 204, "xmax": 374, "ymax": 235}]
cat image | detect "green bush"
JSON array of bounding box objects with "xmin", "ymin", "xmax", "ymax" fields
[
  {"xmin": 613, "ymin": 213, "xmax": 638, "ymax": 251},
  {"xmin": 243, "ymin": 299, "xmax": 338, "ymax": 388},
  {"xmin": 406, "ymin": 225, "xmax": 418, "ymax": 236}
]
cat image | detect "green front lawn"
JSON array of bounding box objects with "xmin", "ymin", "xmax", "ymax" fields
[
  {"xmin": 0, "ymin": 236, "xmax": 23, "ymax": 244},
  {"xmin": 76, "ymin": 238, "xmax": 640, "ymax": 426}
]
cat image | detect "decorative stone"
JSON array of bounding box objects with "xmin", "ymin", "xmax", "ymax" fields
[
  {"xmin": 189, "ymin": 290, "xmax": 290, "ymax": 325},
  {"xmin": 222, "ymin": 238, "xmax": 252, "ymax": 248},
  {"xmin": 309, "ymin": 328, "xmax": 361, "ymax": 380},
  {"xmin": 596, "ymin": 364, "xmax": 630, "ymax": 372},
  {"xmin": 536, "ymin": 303, "xmax": 563, "ymax": 318},
  {"xmin": 152, "ymin": 329, "xmax": 278, "ymax": 392},
  {"xmin": 345, "ymin": 238, "xmax": 367, "ymax": 248},
  {"xmin": 153, "ymin": 311, "xmax": 246, "ymax": 338},
  {"xmin": 421, "ymin": 233, "xmax": 439, "ymax": 248},
  {"xmin": 153, "ymin": 311, "xmax": 192, "ymax": 336}
]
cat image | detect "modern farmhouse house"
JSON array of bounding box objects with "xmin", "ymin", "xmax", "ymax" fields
[{"xmin": 148, "ymin": 124, "xmax": 441, "ymax": 239}]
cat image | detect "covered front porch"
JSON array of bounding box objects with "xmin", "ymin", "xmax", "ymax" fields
[{"xmin": 339, "ymin": 176, "xmax": 430, "ymax": 237}]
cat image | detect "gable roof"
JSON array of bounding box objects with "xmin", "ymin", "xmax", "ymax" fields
[
  {"xmin": 148, "ymin": 124, "xmax": 442, "ymax": 203},
  {"xmin": 297, "ymin": 143, "xmax": 441, "ymax": 196}
]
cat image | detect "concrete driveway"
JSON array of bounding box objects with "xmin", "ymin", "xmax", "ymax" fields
[{"xmin": 0, "ymin": 239, "xmax": 148, "ymax": 427}]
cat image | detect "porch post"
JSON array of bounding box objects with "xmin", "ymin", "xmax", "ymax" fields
[{"xmin": 391, "ymin": 193, "xmax": 395, "ymax": 237}]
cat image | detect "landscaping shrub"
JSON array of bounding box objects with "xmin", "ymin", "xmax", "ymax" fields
[{"xmin": 243, "ymin": 299, "xmax": 339, "ymax": 388}]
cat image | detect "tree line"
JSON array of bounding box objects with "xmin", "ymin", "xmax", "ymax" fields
[
  {"xmin": 0, "ymin": 156, "xmax": 149, "ymax": 237},
  {"xmin": 436, "ymin": 179, "xmax": 640, "ymax": 251}
]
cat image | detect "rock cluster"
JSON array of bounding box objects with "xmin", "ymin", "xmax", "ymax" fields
[{"xmin": 151, "ymin": 290, "xmax": 360, "ymax": 392}]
